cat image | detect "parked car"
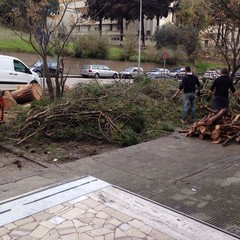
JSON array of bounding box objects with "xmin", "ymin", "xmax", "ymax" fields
[
  {"xmin": 168, "ymin": 67, "xmax": 186, "ymax": 79},
  {"xmin": 0, "ymin": 54, "xmax": 40, "ymax": 91},
  {"xmin": 80, "ymin": 64, "xmax": 118, "ymax": 79},
  {"xmin": 234, "ymin": 71, "xmax": 240, "ymax": 80},
  {"xmin": 30, "ymin": 60, "xmax": 61, "ymax": 77},
  {"xmin": 146, "ymin": 68, "xmax": 170, "ymax": 78},
  {"xmin": 119, "ymin": 67, "xmax": 144, "ymax": 79},
  {"xmin": 203, "ymin": 70, "xmax": 220, "ymax": 80}
]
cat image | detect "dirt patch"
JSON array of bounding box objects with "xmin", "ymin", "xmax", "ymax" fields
[{"xmin": 0, "ymin": 139, "xmax": 120, "ymax": 185}]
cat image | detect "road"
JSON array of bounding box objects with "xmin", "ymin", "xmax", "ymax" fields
[{"xmin": 39, "ymin": 76, "xmax": 133, "ymax": 89}]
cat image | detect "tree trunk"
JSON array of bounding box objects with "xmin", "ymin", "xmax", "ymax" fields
[
  {"xmin": 3, "ymin": 91, "xmax": 17, "ymax": 110},
  {"xmin": 11, "ymin": 83, "xmax": 42, "ymax": 104}
]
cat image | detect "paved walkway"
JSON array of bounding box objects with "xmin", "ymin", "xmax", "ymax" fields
[
  {"xmin": 1, "ymin": 131, "xmax": 240, "ymax": 239},
  {"xmin": 0, "ymin": 176, "xmax": 238, "ymax": 240}
]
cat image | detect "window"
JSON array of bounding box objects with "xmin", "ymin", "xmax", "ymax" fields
[
  {"xmin": 14, "ymin": 60, "xmax": 27, "ymax": 73},
  {"xmin": 109, "ymin": 24, "xmax": 113, "ymax": 31},
  {"xmin": 204, "ymin": 40, "xmax": 209, "ymax": 47}
]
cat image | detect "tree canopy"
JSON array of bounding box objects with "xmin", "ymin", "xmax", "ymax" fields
[{"xmin": 176, "ymin": 0, "xmax": 240, "ymax": 76}]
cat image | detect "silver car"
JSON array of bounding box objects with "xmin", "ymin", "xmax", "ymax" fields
[
  {"xmin": 146, "ymin": 68, "xmax": 170, "ymax": 78},
  {"xmin": 80, "ymin": 64, "xmax": 118, "ymax": 79},
  {"xmin": 203, "ymin": 70, "xmax": 220, "ymax": 80},
  {"xmin": 119, "ymin": 67, "xmax": 144, "ymax": 79},
  {"xmin": 168, "ymin": 67, "xmax": 186, "ymax": 79}
]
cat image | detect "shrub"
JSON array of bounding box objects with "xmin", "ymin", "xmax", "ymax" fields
[
  {"xmin": 73, "ymin": 33, "xmax": 109, "ymax": 59},
  {"xmin": 154, "ymin": 23, "xmax": 199, "ymax": 56},
  {"xmin": 120, "ymin": 34, "xmax": 138, "ymax": 61}
]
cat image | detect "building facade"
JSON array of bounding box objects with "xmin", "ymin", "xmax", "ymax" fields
[{"xmin": 51, "ymin": 0, "xmax": 173, "ymax": 45}]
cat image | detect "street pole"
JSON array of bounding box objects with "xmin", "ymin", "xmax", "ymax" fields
[{"xmin": 138, "ymin": 0, "xmax": 142, "ymax": 75}]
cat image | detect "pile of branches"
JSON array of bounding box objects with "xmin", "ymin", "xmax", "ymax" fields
[
  {"xmin": 12, "ymin": 79, "xmax": 177, "ymax": 146},
  {"xmin": 15, "ymin": 100, "xmax": 144, "ymax": 146},
  {"xmin": 181, "ymin": 107, "xmax": 240, "ymax": 146}
]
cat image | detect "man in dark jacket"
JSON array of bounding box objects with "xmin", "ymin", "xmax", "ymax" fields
[
  {"xmin": 208, "ymin": 68, "xmax": 239, "ymax": 110},
  {"xmin": 172, "ymin": 66, "xmax": 201, "ymax": 124}
]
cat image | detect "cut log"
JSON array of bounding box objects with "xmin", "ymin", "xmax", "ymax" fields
[
  {"xmin": 222, "ymin": 132, "xmax": 240, "ymax": 147},
  {"xmin": 199, "ymin": 126, "xmax": 211, "ymax": 135},
  {"xmin": 215, "ymin": 124, "xmax": 240, "ymax": 131},
  {"xmin": 206, "ymin": 108, "xmax": 227, "ymax": 125},
  {"xmin": 3, "ymin": 91, "xmax": 17, "ymax": 110},
  {"xmin": 210, "ymin": 129, "xmax": 220, "ymax": 140},
  {"xmin": 11, "ymin": 83, "xmax": 42, "ymax": 104}
]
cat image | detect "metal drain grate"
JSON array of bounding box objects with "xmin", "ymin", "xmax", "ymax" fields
[{"xmin": 152, "ymin": 184, "xmax": 240, "ymax": 238}]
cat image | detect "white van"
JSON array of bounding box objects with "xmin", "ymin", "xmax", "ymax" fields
[{"xmin": 0, "ymin": 54, "xmax": 40, "ymax": 91}]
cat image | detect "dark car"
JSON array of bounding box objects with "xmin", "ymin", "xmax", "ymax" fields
[{"xmin": 30, "ymin": 60, "xmax": 61, "ymax": 77}]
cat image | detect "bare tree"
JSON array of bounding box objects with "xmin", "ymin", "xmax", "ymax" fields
[
  {"xmin": 207, "ymin": 0, "xmax": 240, "ymax": 78},
  {"xmin": 176, "ymin": 0, "xmax": 240, "ymax": 78},
  {"xmin": 0, "ymin": 0, "xmax": 87, "ymax": 99}
]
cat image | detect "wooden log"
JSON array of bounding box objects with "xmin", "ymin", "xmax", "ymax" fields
[
  {"xmin": 211, "ymin": 139, "xmax": 222, "ymax": 144},
  {"xmin": 199, "ymin": 126, "xmax": 211, "ymax": 135},
  {"xmin": 210, "ymin": 129, "xmax": 220, "ymax": 140},
  {"xmin": 222, "ymin": 132, "xmax": 240, "ymax": 147},
  {"xmin": 3, "ymin": 91, "xmax": 17, "ymax": 110},
  {"xmin": 215, "ymin": 124, "xmax": 240, "ymax": 131},
  {"xmin": 231, "ymin": 114, "xmax": 240, "ymax": 124},
  {"xmin": 206, "ymin": 108, "xmax": 228, "ymax": 126},
  {"xmin": 11, "ymin": 83, "xmax": 42, "ymax": 104}
]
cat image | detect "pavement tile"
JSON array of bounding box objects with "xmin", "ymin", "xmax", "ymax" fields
[
  {"xmin": 72, "ymin": 219, "xmax": 88, "ymax": 228},
  {"xmin": 21, "ymin": 222, "xmax": 38, "ymax": 231},
  {"xmin": 60, "ymin": 232, "xmax": 79, "ymax": 240},
  {"xmin": 150, "ymin": 228, "xmax": 172, "ymax": 240},
  {"xmin": 29, "ymin": 225, "xmax": 50, "ymax": 238},
  {"xmin": 92, "ymin": 218, "xmax": 105, "ymax": 227},
  {"xmin": 10, "ymin": 227, "xmax": 32, "ymax": 238},
  {"xmin": 32, "ymin": 212, "xmax": 52, "ymax": 222},
  {"xmin": 81, "ymin": 198, "xmax": 101, "ymax": 208},
  {"xmin": 78, "ymin": 232, "xmax": 94, "ymax": 239},
  {"xmin": 40, "ymin": 220, "xmax": 56, "ymax": 229},
  {"xmin": 60, "ymin": 208, "xmax": 86, "ymax": 220},
  {"xmin": 105, "ymin": 232, "xmax": 115, "ymax": 240},
  {"xmin": 55, "ymin": 220, "xmax": 76, "ymax": 235},
  {"xmin": 110, "ymin": 211, "xmax": 132, "ymax": 223},
  {"xmin": 0, "ymin": 228, "xmax": 9, "ymax": 236},
  {"xmin": 41, "ymin": 228, "xmax": 60, "ymax": 240},
  {"xmin": 4, "ymin": 223, "xmax": 16, "ymax": 230},
  {"xmin": 128, "ymin": 219, "xmax": 145, "ymax": 229},
  {"xmin": 76, "ymin": 225, "xmax": 94, "ymax": 234},
  {"xmin": 87, "ymin": 227, "xmax": 113, "ymax": 237},
  {"xmin": 125, "ymin": 227, "xmax": 147, "ymax": 238},
  {"xmin": 48, "ymin": 216, "xmax": 66, "ymax": 225},
  {"xmin": 115, "ymin": 228, "xmax": 127, "ymax": 237},
  {"xmin": 14, "ymin": 216, "xmax": 34, "ymax": 227},
  {"xmin": 1, "ymin": 235, "xmax": 11, "ymax": 240}
]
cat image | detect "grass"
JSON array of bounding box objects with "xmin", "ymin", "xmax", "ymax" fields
[
  {"xmin": 0, "ymin": 25, "xmax": 35, "ymax": 53},
  {"xmin": 0, "ymin": 24, "xmax": 224, "ymax": 73},
  {"xmin": 107, "ymin": 47, "xmax": 123, "ymax": 61},
  {"xmin": 195, "ymin": 60, "xmax": 224, "ymax": 73}
]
